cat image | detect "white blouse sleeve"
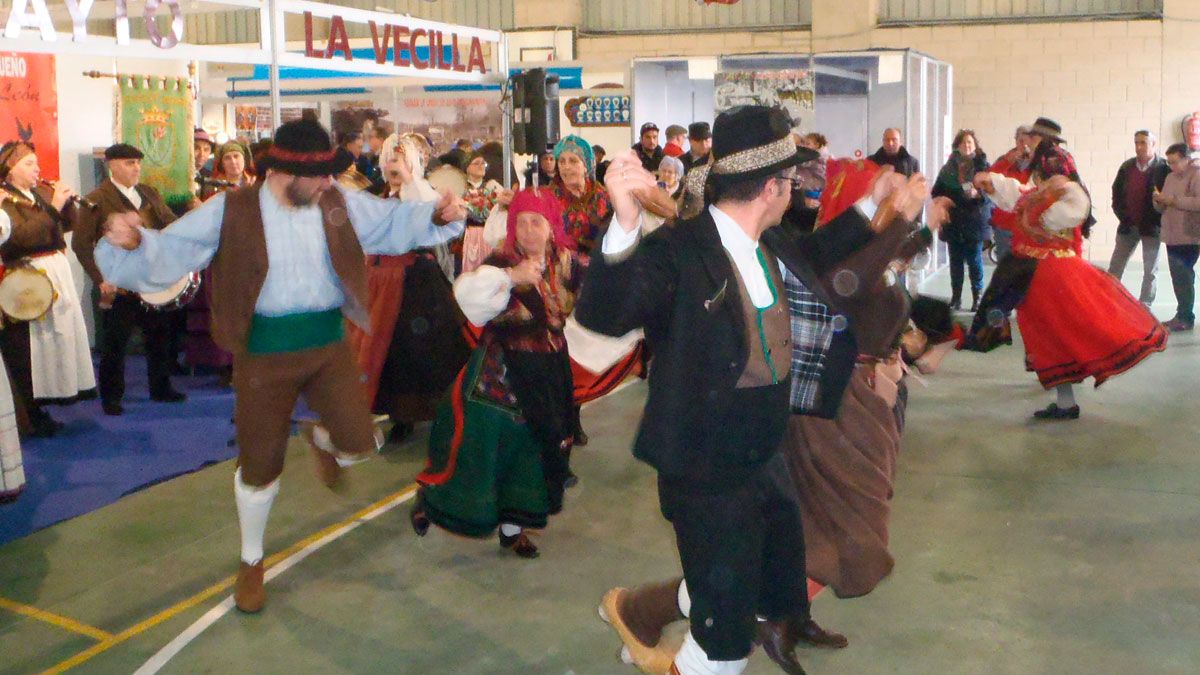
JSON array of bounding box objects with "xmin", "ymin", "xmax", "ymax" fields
[
  {"xmin": 482, "ymin": 205, "xmax": 508, "ymax": 248},
  {"xmin": 453, "ymin": 265, "xmax": 513, "ymax": 325},
  {"xmin": 401, "ymin": 177, "xmax": 441, "ymax": 203},
  {"xmin": 0, "ymin": 208, "xmax": 11, "ymax": 245},
  {"xmin": 1041, "ymin": 183, "xmax": 1090, "ymax": 232},
  {"xmin": 987, "ymin": 173, "xmax": 1026, "ymax": 212}
]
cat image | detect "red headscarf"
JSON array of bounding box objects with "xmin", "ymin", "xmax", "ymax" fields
[
  {"xmin": 817, "ymin": 158, "xmax": 882, "ymax": 228},
  {"xmin": 505, "ymin": 187, "xmax": 576, "ymax": 253}
]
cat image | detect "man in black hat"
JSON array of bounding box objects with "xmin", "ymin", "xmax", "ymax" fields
[
  {"xmin": 681, "ymin": 121, "xmax": 713, "ymax": 175},
  {"xmin": 579, "ymin": 106, "xmax": 911, "ymax": 673},
  {"xmin": 95, "ymin": 119, "xmax": 466, "ymax": 614},
  {"xmin": 633, "ymin": 122, "xmax": 665, "ymax": 173},
  {"xmin": 74, "ymin": 143, "xmax": 186, "ymax": 415}
]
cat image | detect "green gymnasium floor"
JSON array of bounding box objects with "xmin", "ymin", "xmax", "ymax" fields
[{"xmin": 2, "ymin": 265, "xmax": 1199, "ymax": 674}]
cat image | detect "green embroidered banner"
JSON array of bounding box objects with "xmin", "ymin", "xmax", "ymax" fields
[{"xmin": 117, "ymin": 76, "xmax": 194, "ymax": 210}]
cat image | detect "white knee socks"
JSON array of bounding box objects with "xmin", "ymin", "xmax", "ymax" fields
[
  {"xmin": 499, "ymin": 523, "xmax": 522, "ymax": 537},
  {"xmin": 312, "ymin": 424, "xmax": 377, "ymax": 467},
  {"xmin": 673, "ymin": 631, "xmax": 748, "ymax": 675},
  {"xmin": 1056, "ymin": 384, "xmax": 1077, "ymax": 409},
  {"xmin": 678, "ymin": 578, "xmax": 691, "ymax": 618},
  {"xmin": 234, "ymin": 469, "xmax": 279, "ymax": 565}
]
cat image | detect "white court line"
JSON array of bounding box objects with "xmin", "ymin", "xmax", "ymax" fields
[
  {"xmin": 134, "ymin": 378, "xmax": 638, "ymax": 674},
  {"xmin": 133, "ymin": 489, "xmax": 416, "ymax": 675}
]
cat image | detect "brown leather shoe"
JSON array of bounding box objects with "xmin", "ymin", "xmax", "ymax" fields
[
  {"xmin": 795, "ymin": 618, "xmax": 848, "ymax": 649},
  {"xmin": 299, "ymin": 422, "xmax": 340, "ymax": 489},
  {"xmin": 234, "ymin": 561, "xmax": 266, "ymax": 614},
  {"xmin": 756, "ymin": 617, "xmax": 848, "ymax": 674},
  {"xmin": 498, "ymin": 530, "xmax": 540, "ymax": 558}
]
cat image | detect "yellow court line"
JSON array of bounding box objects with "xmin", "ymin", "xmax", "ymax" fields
[
  {"xmin": 0, "ymin": 597, "xmax": 114, "ymax": 642},
  {"xmin": 42, "ymin": 484, "xmax": 419, "ymax": 675}
]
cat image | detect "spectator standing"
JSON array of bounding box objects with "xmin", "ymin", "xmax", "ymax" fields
[
  {"xmin": 681, "ymin": 122, "xmax": 712, "ymax": 174},
  {"xmin": 932, "ymin": 130, "xmax": 991, "ymax": 311},
  {"xmin": 868, "ymin": 128, "xmax": 920, "ymax": 177},
  {"xmin": 594, "ymin": 145, "xmax": 611, "ymax": 185},
  {"xmin": 633, "ymin": 122, "xmax": 664, "ymax": 173},
  {"xmin": 663, "ymin": 125, "xmax": 688, "ymax": 158},
  {"xmin": 1109, "ymin": 130, "xmax": 1170, "ymax": 305},
  {"xmin": 987, "ymin": 125, "xmax": 1035, "ymax": 261},
  {"xmin": 1154, "ymin": 143, "xmax": 1200, "ymax": 331}
]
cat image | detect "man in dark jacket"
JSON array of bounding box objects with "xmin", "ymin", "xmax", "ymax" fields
[
  {"xmin": 868, "ymin": 128, "xmax": 920, "ymax": 177},
  {"xmin": 1108, "ymin": 130, "xmax": 1170, "ymax": 305},
  {"xmin": 581, "ymin": 106, "xmax": 885, "ymax": 674},
  {"xmin": 74, "ymin": 144, "xmax": 187, "ymax": 415},
  {"xmin": 632, "ymin": 122, "xmax": 664, "ymax": 173},
  {"xmin": 681, "ymin": 121, "xmax": 712, "ymax": 175}
]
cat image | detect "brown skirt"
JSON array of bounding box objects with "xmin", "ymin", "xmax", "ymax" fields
[{"xmin": 783, "ymin": 359, "xmax": 903, "ymax": 598}]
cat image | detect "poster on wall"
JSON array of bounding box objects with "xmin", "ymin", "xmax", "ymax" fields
[
  {"xmin": 234, "ymin": 105, "xmax": 314, "ymax": 142},
  {"xmin": 0, "ymin": 52, "xmax": 59, "ymax": 180},
  {"xmin": 117, "ymin": 76, "xmax": 194, "ymax": 209},
  {"xmin": 386, "ymin": 94, "xmax": 503, "ymax": 156},
  {"xmin": 332, "ymin": 101, "xmax": 392, "ymax": 147},
  {"xmin": 715, "ymin": 69, "xmax": 814, "ymax": 131},
  {"xmin": 565, "ymin": 95, "xmax": 631, "ymax": 127}
]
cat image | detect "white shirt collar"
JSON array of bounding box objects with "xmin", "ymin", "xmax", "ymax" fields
[
  {"xmin": 708, "ymin": 204, "xmax": 760, "ymax": 255},
  {"xmin": 113, "ymin": 180, "xmax": 140, "ymax": 202}
]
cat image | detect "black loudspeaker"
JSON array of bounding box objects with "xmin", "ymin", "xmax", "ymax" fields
[
  {"xmin": 524, "ymin": 68, "xmax": 560, "ymax": 155},
  {"xmin": 510, "ymin": 72, "xmax": 528, "ymax": 156}
]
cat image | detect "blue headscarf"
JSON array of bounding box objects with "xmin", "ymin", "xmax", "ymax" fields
[{"xmin": 553, "ymin": 135, "xmax": 595, "ymax": 177}]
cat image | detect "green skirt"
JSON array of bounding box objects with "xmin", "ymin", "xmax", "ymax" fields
[{"xmin": 415, "ymin": 347, "xmax": 552, "ymax": 537}]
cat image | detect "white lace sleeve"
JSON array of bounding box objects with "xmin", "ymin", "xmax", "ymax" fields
[
  {"xmin": 1041, "ymin": 183, "xmax": 1090, "ymax": 232},
  {"xmin": 987, "ymin": 174, "xmax": 1026, "ymax": 212},
  {"xmin": 453, "ymin": 265, "xmax": 512, "ymax": 325}
]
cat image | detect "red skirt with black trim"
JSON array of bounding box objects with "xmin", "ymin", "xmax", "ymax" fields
[{"xmin": 1017, "ymin": 256, "xmax": 1167, "ymax": 389}]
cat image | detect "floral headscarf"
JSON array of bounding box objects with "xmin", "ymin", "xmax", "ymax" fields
[
  {"xmin": 553, "ymin": 135, "xmax": 595, "ymax": 177},
  {"xmin": 505, "ymin": 187, "xmax": 576, "ymax": 253}
]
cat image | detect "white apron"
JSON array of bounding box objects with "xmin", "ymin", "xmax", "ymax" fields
[
  {"xmin": 27, "ymin": 251, "xmax": 96, "ymax": 399},
  {"xmin": 0, "ymin": 353, "xmax": 24, "ymax": 497}
]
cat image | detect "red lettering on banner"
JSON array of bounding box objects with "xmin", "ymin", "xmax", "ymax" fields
[
  {"xmin": 467, "ymin": 37, "xmax": 486, "ymax": 75},
  {"xmin": 451, "ymin": 33, "xmax": 466, "ymax": 72},
  {"xmin": 369, "ymin": 21, "xmax": 391, "ymax": 64},
  {"xmin": 433, "ymin": 31, "xmax": 450, "ymax": 71},
  {"xmin": 411, "ymin": 28, "xmax": 428, "ymax": 70},
  {"xmin": 326, "ymin": 15, "xmax": 352, "ymax": 60},
  {"xmin": 391, "ymin": 26, "xmax": 412, "ymax": 67},
  {"xmin": 304, "ymin": 11, "xmax": 325, "ymax": 58}
]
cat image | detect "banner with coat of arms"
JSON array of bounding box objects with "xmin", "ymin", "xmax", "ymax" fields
[{"xmin": 116, "ymin": 76, "xmax": 194, "ymax": 210}]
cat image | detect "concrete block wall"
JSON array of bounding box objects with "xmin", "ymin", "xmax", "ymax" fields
[{"xmin": 577, "ymin": 17, "xmax": 1200, "ymax": 262}]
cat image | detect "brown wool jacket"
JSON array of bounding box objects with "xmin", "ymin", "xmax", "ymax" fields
[
  {"xmin": 207, "ymin": 184, "xmax": 370, "ymax": 354},
  {"xmin": 0, "ymin": 184, "xmax": 70, "ymax": 263},
  {"xmin": 74, "ymin": 179, "xmax": 177, "ymax": 286}
]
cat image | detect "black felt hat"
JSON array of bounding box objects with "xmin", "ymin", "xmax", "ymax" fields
[
  {"xmin": 708, "ymin": 106, "xmax": 818, "ymax": 186},
  {"xmin": 104, "ymin": 143, "xmax": 144, "ymax": 161},
  {"xmin": 1029, "ymin": 117, "xmax": 1066, "ymax": 143},
  {"xmin": 258, "ymin": 119, "xmax": 353, "ymax": 177},
  {"xmin": 688, "ymin": 121, "xmax": 712, "ymax": 141}
]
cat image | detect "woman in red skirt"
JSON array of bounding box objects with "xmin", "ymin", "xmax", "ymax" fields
[{"xmin": 973, "ymin": 171, "xmax": 1167, "ymax": 419}]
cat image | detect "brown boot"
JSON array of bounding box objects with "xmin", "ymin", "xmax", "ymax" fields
[
  {"xmin": 599, "ymin": 578, "xmax": 684, "ymax": 674},
  {"xmin": 299, "ymin": 422, "xmax": 340, "ymax": 489},
  {"xmin": 234, "ymin": 561, "xmax": 266, "ymax": 614},
  {"xmin": 757, "ymin": 617, "xmax": 848, "ymax": 673}
]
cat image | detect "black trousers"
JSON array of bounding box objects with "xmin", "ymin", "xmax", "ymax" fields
[
  {"xmin": 98, "ymin": 294, "xmax": 178, "ymax": 404},
  {"xmin": 0, "ymin": 319, "xmax": 46, "ymax": 424},
  {"xmin": 658, "ymin": 452, "xmax": 810, "ymax": 661}
]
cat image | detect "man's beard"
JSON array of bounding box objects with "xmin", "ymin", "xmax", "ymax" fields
[{"xmin": 285, "ymin": 178, "xmax": 323, "ymax": 206}]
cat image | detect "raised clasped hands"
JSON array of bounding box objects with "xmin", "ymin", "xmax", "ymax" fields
[
  {"xmin": 435, "ymin": 189, "xmax": 467, "ymax": 224},
  {"xmin": 603, "ymin": 150, "xmax": 658, "ymax": 233}
]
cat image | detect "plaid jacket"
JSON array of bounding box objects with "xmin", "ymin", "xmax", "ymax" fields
[{"xmin": 784, "ymin": 268, "xmax": 836, "ymax": 413}]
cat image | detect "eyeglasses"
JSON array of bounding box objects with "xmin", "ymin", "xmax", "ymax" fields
[{"xmin": 774, "ymin": 173, "xmax": 802, "ymax": 189}]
